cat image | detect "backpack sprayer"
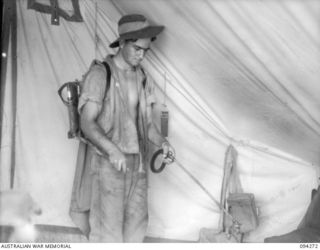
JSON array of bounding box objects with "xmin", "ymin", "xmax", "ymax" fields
[
  {"xmin": 57, "ymin": 81, "xmax": 80, "ymax": 138},
  {"xmin": 57, "ymin": 61, "xmax": 112, "ymax": 142}
]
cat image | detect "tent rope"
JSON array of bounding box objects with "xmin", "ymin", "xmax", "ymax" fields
[
  {"xmin": 163, "ymin": 72, "xmax": 167, "ymax": 106},
  {"xmin": 94, "ymin": 1, "xmax": 98, "ymax": 59}
]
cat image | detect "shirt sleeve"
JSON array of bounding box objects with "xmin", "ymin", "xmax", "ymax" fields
[{"xmin": 78, "ymin": 62, "xmax": 107, "ymax": 114}]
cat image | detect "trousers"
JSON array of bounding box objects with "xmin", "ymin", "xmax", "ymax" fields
[{"xmin": 88, "ymin": 154, "xmax": 148, "ymax": 242}]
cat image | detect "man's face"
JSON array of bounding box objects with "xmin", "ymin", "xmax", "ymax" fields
[{"xmin": 120, "ymin": 38, "xmax": 152, "ymax": 67}]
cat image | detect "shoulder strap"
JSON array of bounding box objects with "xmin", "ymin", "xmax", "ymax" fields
[
  {"xmin": 101, "ymin": 61, "xmax": 146, "ymax": 94},
  {"xmin": 102, "ymin": 61, "xmax": 111, "ymax": 94}
]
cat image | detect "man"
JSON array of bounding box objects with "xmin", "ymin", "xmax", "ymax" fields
[{"xmin": 70, "ymin": 14, "xmax": 174, "ymax": 242}]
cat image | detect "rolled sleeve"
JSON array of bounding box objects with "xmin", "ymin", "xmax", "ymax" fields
[{"xmin": 78, "ymin": 63, "xmax": 107, "ymax": 113}]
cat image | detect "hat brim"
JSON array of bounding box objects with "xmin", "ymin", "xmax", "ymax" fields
[{"xmin": 109, "ymin": 25, "xmax": 164, "ymax": 48}]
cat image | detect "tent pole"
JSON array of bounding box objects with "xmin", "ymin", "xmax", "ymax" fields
[
  {"xmin": 1, "ymin": 0, "xmax": 18, "ymax": 189},
  {"xmin": 10, "ymin": 0, "xmax": 17, "ymax": 189},
  {"xmin": 1, "ymin": 0, "xmax": 17, "ymax": 189},
  {"xmin": 0, "ymin": 0, "xmax": 11, "ymax": 147}
]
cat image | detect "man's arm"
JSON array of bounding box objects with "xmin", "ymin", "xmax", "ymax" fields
[{"xmin": 80, "ymin": 102, "xmax": 127, "ymax": 172}]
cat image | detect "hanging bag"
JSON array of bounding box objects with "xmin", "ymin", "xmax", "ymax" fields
[
  {"xmin": 199, "ymin": 145, "xmax": 241, "ymax": 242},
  {"xmin": 224, "ymin": 145, "xmax": 259, "ymax": 235},
  {"xmin": 199, "ymin": 145, "xmax": 259, "ymax": 242},
  {"xmin": 226, "ymin": 193, "xmax": 258, "ymax": 233}
]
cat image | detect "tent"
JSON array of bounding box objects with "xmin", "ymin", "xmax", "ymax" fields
[{"xmin": 1, "ymin": 0, "xmax": 320, "ymax": 242}]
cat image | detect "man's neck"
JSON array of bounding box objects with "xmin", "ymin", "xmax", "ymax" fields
[{"xmin": 113, "ymin": 52, "xmax": 135, "ymax": 72}]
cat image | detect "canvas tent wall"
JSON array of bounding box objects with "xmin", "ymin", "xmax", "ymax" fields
[{"xmin": 1, "ymin": 0, "xmax": 319, "ymax": 242}]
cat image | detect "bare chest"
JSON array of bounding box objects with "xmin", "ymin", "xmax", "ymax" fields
[{"xmin": 118, "ymin": 71, "xmax": 140, "ymax": 118}]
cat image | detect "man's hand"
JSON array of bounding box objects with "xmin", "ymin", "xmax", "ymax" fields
[
  {"xmin": 109, "ymin": 149, "xmax": 127, "ymax": 173},
  {"xmin": 162, "ymin": 142, "xmax": 175, "ymax": 164}
]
